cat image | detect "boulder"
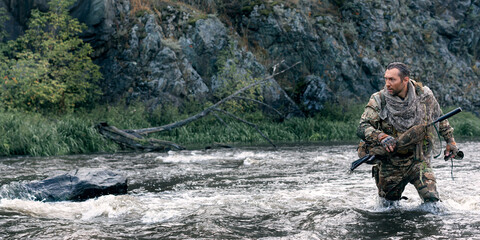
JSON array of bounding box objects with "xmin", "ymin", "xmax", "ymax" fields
[{"xmin": 23, "ymin": 168, "xmax": 127, "ymax": 202}]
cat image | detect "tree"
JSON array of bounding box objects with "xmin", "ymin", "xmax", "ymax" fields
[
  {"xmin": 0, "ymin": 7, "xmax": 9, "ymax": 41},
  {"xmin": 0, "ymin": 0, "xmax": 102, "ymax": 113},
  {"xmin": 96, "ymin": 62, "xmax": 301, "ymax": 151}
]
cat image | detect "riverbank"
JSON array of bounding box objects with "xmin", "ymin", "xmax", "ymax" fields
[{"xmin": 0, "ymin": 104, "xmax": 478, "ymax": 157}]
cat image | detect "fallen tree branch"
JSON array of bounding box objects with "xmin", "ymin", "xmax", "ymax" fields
[
  {"xmin": 131, "ymin": 61, "xmax": 301, "ymax": 136},
  {"xmin": 96, "ymin": 61, "xmax": 300, "ymax": 151},
  {"xmin": 212, "ymin": 112, "xmax": 228, "ymax": 127},
  {"xmin": 213, "ymin": 108, "xmax": 276, "ymax": 148},
  {"xmin": 233, "ymin": 96, "xmax": 284, "ymax": 118},
  {"xmin": 96, "ymin": 122, "xmax": 185, "ymax": 151}
]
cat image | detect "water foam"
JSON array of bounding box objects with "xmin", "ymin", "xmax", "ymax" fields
[
  {"xmin": 0, "ymin": 195, "xmax": 140, "ymax": 220},
  {"xmin": 154, "ymin": 149, "xmax": 270, "ymax": 164}
]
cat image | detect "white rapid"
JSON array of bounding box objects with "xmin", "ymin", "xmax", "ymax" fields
[{"xmin": 1, "ymin": 142, "xmax": 479, "ymax": 239}]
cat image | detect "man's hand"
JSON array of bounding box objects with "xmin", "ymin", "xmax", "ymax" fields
[
  {"xmin": 378, "ymin": 133, "xmax": 397, "ymax": 152},
  {"xmin": 444, "ymin": 138, "xmax": 459, "ymax": 159}
]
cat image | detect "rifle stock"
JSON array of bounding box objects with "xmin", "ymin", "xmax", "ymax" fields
[{"xmin": 350, "ymin": 155, "xmax": 375, "ymax": 171}]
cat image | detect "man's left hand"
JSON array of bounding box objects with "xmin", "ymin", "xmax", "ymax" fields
[{"xmin": 444, "ymin": 139, "xmax": 459, "ymax": 159}]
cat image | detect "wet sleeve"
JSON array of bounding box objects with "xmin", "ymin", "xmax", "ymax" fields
[
  {"xmin": 423, "ymin": 87, "xmax": 453, "ymax": 141},
  {"xmin": 357, "ymin": 97, "xmax": 383, "ymax": 143},
  {"xmin": 439, "ymin": 119, "xmax": 454, "ymax": 141},
  {"xmin": 431, "ymin": 94, "xmax": 454, "ymax": 140},
  {"xmin": 430, "ymin": 91, "xmax": 453, "ymax": 141}
]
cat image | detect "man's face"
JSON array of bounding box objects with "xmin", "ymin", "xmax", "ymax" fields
[{"xmin": 384, "ymin": 68, "xmax": 408, "ymax": 97}]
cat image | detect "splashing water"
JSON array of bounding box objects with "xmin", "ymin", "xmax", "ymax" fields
[{"xmin": 1, "ymin": 142, "xmax": 479, "ymax": 239}]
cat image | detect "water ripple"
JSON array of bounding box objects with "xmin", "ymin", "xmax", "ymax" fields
[{"xmin": 0, "ymin": 142, "xmax": 479, "ymax": 239}]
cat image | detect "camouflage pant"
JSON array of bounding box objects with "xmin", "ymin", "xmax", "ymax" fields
[{"xmin": 372, "ymin": 158, "xmax": 440, "ymax": 202}]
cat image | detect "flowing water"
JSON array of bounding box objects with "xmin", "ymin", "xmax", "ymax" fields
[{"xmin": 0, "ymin": 142, "xmax": 479, "ymax": 239}]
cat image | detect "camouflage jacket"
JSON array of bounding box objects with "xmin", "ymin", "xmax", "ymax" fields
[{"xmin": 357, "ymin": 80, "xmax": 454, "ymax": 156}]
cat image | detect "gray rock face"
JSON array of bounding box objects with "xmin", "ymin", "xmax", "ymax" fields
[
  {"xmin": 181, "ymin": 16, "xmax": 228, "ymax": 81},
  {"xmin": 3, "ymin": 169, "xmax": 128, "ymax": 202},
  {"xmin": 3, "ymin": 0, "xmax": 480, "ymax": 114},
  {"xmin": 301, "ymin": 75, "xmax": 335, "ymax": 112}
]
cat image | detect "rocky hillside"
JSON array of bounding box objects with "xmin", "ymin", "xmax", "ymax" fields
[{"xmin": 2, "ymin": 0, "xmax": 480, "ymax": 115}]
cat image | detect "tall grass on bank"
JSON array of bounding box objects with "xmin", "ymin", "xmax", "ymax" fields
[
  {"xmin": 73, "ymin": 103, "xmax": 480, "ymax": 147},
  {"xmin": 0, "ymin": 111, "xmax": 118, "ymax": 156},
  {"xmin": 0, "ymin": 104, "xmax": 478, "ymax": 157},
  {"xmin": 82, "ymin": 102, "xmax": 365, "ymax": 146},
  {"xmin": 445, "ymin": 107, "xmax": 480, "ymax": 139}
]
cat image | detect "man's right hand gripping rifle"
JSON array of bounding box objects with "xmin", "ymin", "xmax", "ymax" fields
[
  {"xmin": 351, "ymin": 107, "xmax": 464, "ymax": 171},
  {"xmin": 378, "ymin": 133, "xmax": 397, "ymax": 153}
]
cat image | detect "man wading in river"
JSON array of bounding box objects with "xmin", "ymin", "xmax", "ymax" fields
[{"xmin": 357, "ymin": 62, "xmax": 460, "ymax": 202}]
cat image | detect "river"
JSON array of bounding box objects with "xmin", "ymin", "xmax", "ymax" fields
[{"xmin": 0, "ymin": 142, "xmax": 479, "ymax": 239}]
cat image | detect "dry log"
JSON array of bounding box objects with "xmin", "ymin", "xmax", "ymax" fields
[
  {"xmin": 130, "ymin": 62, "xmax": 300, "ymax": 136},
  {"xmin": 96, "ymin": 62, "xmax": 301, "ymax": 151},
  {"xmin": 96, "ymin": 122, "xmax": 185, "ymax": 151}
]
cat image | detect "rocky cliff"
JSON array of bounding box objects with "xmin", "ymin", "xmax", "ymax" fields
[{"xmin": 3, "ymin": 0, "xmax": 480, "ymax": 115}]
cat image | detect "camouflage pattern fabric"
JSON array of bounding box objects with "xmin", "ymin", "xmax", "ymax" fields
[
  {"xmin": 372, "ymin": 156, "xmax": 439, "ymax": 202},
  {"xmin": 380, "ymin": 80, "xmax": 425, "ymax": 133},
  {"xmin": 357, "ymin": 80, "xmax": 454, "ymax": 202}
]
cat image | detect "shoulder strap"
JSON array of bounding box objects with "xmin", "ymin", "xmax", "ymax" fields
[
  {"xmin": 373, "ymin": 91, "xmax": 386, "ymax": 111},
  {"xmin": 380, "ymin": 92, "xmax": 386, "ymax": 109},
  {"xmin": 411, "ymin": 79, "xmax": 424, "ymax": 95},
  {"xmin": 410, "ymin": 79, "xmax": 429, "ymax": 124}
]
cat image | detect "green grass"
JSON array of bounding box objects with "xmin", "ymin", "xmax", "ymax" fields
[
  {"xmin": 445, "ymin": 107, "xmax": 480, "ymax": 139},
  {"xmin": 0, "ymin": 103, "xmax": 477, "ymax": 157},
  {"xmin": 0, "ymin": 111, "xmax": 118, "ymax": 156}
]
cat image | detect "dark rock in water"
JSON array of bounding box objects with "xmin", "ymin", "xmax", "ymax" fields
[{"xmin": 24, "ymin": 169, "xmax": 128, "ymax": 202}]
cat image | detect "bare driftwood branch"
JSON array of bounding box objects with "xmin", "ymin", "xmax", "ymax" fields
[
  {"xmin": 233, "ymin": 96, "xmax": 284, "ymax": 118},
  {"xmin": 212, "ymin": 112, "xmax": 228, "ymax": 127},
  {"xmin": 96, "ymin": 122, "xmax": 185, "ymax": 151},
  {"xmin": 96, "ymin": 61, "xmax": 300, "ymax": 151},
  {"xmin": 131, "ymin": 61, "xmax": 300, "ymax": 136},
  {"xmin": 213, "ymin": 108, "xmax": 276, "ymax": 148}
]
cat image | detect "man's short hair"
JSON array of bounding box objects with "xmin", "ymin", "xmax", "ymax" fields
[{"xmin": 386, "ymin": 62, "xmax": 410, "ymax": 79}]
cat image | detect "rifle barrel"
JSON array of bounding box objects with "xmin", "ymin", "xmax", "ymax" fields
[{"xmin": 432, "ymin": 107, "xmax": 462, "ymax": 125}]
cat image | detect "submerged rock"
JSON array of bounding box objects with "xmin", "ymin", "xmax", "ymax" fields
[{"xmin": 23, "ymin": 169, "xmax": 128, "ymax": 202}]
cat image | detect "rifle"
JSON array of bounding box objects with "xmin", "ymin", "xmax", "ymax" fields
[{"xmin": 350, "ymin": 107, "xmax": 464, "ymax": 171}]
